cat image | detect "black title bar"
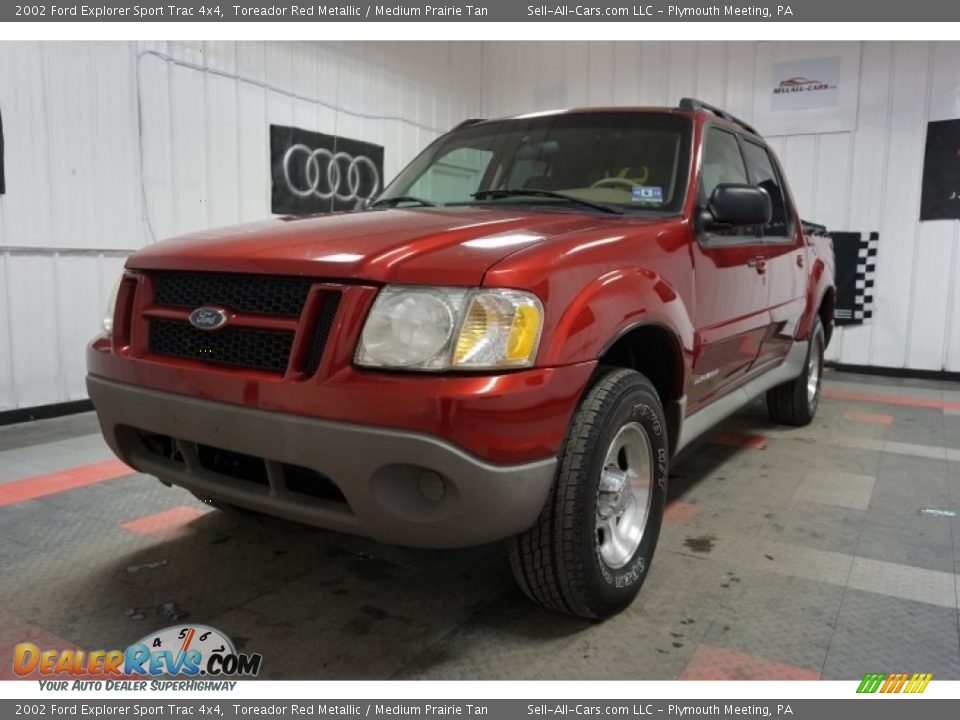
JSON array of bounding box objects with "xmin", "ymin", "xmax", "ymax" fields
[{"xmin": 5, "ymin": 0, "xmax": 960, "ymax": 22}]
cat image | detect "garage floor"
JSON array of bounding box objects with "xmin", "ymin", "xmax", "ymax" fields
[{"xmin": 1, "ymin": 369, "xmax": 959, "ymax": 681}]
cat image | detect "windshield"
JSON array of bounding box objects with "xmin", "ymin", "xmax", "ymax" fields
[{"xmin": 378, "ymin": 112, "xmax": 692, "ymax": 213}]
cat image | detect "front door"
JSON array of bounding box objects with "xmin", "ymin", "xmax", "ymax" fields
[{"xmin": 689, "ymin": 126, "xmax": 772, "ymax": 411}]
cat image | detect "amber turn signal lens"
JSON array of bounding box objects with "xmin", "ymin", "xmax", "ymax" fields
[
  {"xmin": 452, "ymin": 291, "xmax": 543, "ymax": 368},
  {"xmin": 506, "ymin": 304, "xmax": 541, "ymax": 361}
]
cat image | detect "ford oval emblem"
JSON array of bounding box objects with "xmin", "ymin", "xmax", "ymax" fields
[{"xmin": 188, "ymin": 307, "xmax": 229, "ymax": 331}]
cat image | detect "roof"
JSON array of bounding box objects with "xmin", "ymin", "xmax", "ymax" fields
[{"xmin": 458, "ymin": 98, "xmax": 761, "ymax": 138}]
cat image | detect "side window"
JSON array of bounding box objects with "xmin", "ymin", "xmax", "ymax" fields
[
  {"xmin": 700, "ymin": 127, "xmax": 749, "ymax": 200},
  {"xmin": 699, "ymin": 127, "xmax": 751, "ymax": 240},
  {"xmin": 741, "ymin": 141, "xmax": 791, "ymax": 239},
  {"xmin": 407, "ymin": 147, "xmax": 494, "ymax": 203}
]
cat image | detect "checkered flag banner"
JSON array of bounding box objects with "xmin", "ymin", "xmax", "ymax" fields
[{"xmin": 831, "ymin": 231, "xmax": 878, "ymax": 326}]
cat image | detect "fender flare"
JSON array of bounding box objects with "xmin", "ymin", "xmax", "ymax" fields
[
  {"xmin": 542, "ymin": 267, "xmax": 694, "ymax": 375},
  {"xmin": 798, "ymin": 255, "xmax": 835, "ymax": 342}
]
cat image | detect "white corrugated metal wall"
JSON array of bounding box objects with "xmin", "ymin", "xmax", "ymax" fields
[
  {"xmin": 0, "ymin": 41, "xmax": 482, "ymax": 411},
  {"xmin": 480, "ymin": 41, "xmax": 960, "ymax": 373},
  {"xmin": 1, "ymin": 41, "xmax": 958, "ymax": 413}
]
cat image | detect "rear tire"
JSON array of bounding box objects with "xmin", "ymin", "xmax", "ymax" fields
[
  {"xmin": 766, "ymin": 316, "xmax": 825, "ymax": 426},
  {"xmin": 509, "ymin": 368, "xmax": 668, "ymax": 620}
]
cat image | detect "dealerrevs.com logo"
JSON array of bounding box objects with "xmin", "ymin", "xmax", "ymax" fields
[{"xmin": 13, "ymin": 624, "xmax": 262, "ymax": 686}]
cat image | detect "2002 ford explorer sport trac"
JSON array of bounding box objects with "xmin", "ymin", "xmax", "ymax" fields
[{"xmin": 88, "ymin": 98, "xmax": 835, "ymax": 619}]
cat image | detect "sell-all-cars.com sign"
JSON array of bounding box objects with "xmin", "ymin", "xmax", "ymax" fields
[{"xmin": 770, "ymin": 56, "xmax": 840, "ymax": 111}]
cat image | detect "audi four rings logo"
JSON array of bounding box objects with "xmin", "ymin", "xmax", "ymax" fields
[
  {"xmin": 282, "ymin": 144, "xmax": 381, "ymax": 204},
  {"xmin": 270, "ymin": 125, "xmax": 384, "ymax": 215}
]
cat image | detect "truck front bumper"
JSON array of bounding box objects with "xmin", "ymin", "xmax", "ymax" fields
[{"xmin": 87, "ymin": 374, "xmax": 557, "ymax": 548}]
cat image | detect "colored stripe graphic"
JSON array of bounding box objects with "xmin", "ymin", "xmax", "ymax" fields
[
  {"xmin": 906, "ymin": 673, "xmax": 934, "ymax": 694},
  {"xmin": 856, "ymin": 673, "xmax": 885, "ymax": 693},
  {"xmin": 857, "ymin": 672, "xmax": 932, "ymax": 693},
  {"xmin": 881, "ymin": 672, "xmax": 908, "ymax": 693}
]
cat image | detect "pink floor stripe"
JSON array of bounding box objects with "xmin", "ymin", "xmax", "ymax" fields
[
  {"xmin": 824, "ymin": 388, "xmax": 960, "ymax": 411},
  {"xmin": 664, "ymin": 501, "xmax": 699, "ymax": 525},
  {"xmin": 0, "ymin": 459, "xmax": 133, "ymax": 508},
  {"xmin": 0, "ymin": 608, "xmax": 86, "ymax": 680},
  {"xmin": 842, "ymin": 409, "xmax": 894, "ymax": 425},
  {"xmin": 120, "ymin": 505, "xmax": 209, "ymax": 535},
  {"xmin": 681, "ymin": 643, "xmax": 820, "ymax": 680},
  {"xmin": 709, "ymin": 431, "xmax": 768, "ymax": 450}
]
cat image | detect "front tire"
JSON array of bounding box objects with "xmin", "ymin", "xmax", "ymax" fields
[
  {"xmin": 509, "ymin": 368, "xmax": 668, "ymax": 620},
  {"xmin": 766, "ymin": 315, "xmax": 825, "ymax": 426}
]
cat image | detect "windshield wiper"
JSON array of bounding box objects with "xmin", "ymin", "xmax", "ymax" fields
[
  {"xmin": 371, "ymin": 195, "xmax": 438, "ymax": 208},
  {"xmin": 471, "ymin": 188, "xmax": 624, "ymax": 215}
]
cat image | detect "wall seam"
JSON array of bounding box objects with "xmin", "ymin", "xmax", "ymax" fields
[
  {"xmin": 479, "ymin": 42, "xmax": 485, "ymax": 115},
  {"xmin": 0, "ymin": 251, "xmax": 14, "ymax": 409},
  {"xmin": 902, "ymin": 43, "xmax": 935, "ymax": 369},
  {"xmin": 865, "ymin": 41, "xmax": 898, "ymax": 367},
  {"xmin": 262, "ymin": 41, "xmax": 269, "ymax": 214},
  {"xmin": 943, "ymin": 219, "xmax": 960, "ymax": 371},
  {"xmin": 233, "ymin": 42, "xmax": 243, "ymax": 221},
  {"xmin": 40, "ymin": 45, "xmax": 66, "ymax": 404},
  {"xmin": 0, "ymin": 61, "xmax": 13, "ymax": 408},
  {"xmin": 132, "ymin": 41, "xmax": 157, "ymax": 244},
  {"xmin": 165, "ymin": 44, "xmax": 177, "ymax": 236},
  {"xmin": 202, "ymin": 43, "xmax": 213, "ymax": 231}
]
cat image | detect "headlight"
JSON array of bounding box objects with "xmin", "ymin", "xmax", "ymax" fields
[{"xmin": 355, "ymin": 286, "xmax": 544, "ymax": 371}]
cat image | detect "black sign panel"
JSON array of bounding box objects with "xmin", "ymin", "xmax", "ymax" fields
[
  {"xmin": 270, "ymin": 124, "xmax": 383, "ymax": 214},
  {"xmin": 831, "ymin": 231, "xmax": 877, "ymax": 326},
  {"xmin": 920, "ymin": 119, "xmax": 960, "ymax": 221}
]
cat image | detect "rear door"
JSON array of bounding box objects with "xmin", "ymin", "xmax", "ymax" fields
[
  {"xmin": 740, "ymin": 139, "xmax": 806, "ymax": 368},
  {"xmin": 689, "ymin": 126, "xmax": 772, "ymax": 411}
]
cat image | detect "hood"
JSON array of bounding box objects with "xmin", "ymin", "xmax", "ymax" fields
[{"xmin": 127, "ymin": 207, "xmax": 631, "ymax": 286}]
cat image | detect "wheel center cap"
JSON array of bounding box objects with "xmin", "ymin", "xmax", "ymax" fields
[{"xmin": 598, "ymin": 465, "xmax": 630, "ymax": 519}]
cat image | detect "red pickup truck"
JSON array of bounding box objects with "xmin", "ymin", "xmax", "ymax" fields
[{"xmin": 88, "ymin": 98, "xmax": 835, "ymax": 619}]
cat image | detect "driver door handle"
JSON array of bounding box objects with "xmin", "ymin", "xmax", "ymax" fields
[{"xmin": 747, "ymin": 256, "xmax": 767, "ymax": 274}]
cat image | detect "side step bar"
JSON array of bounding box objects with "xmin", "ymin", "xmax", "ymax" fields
[{"xmin": 674, "ymin": 340, "xmax": 809, "ymax": 455}]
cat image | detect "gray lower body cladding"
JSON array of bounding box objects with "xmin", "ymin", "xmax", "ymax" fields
[{"xmin": 86, "ymin": 375, "xmax": 557, "ymax": 548}]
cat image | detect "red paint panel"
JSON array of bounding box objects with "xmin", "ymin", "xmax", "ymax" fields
[
  {"xmin": 664, "ymin": 501, "xmax": 699, "ymax": 525},
  {"xmin": 709, "ymin": 430, "xmax": 768, "ymax": 450},
  {"xmin": 121, "ymin": 505, "xmax": 208, "ymax": 535},
  {"xmin": 842, "ymin": 409, "xmax": 894, "ymax": 425},
  {"xmin": 681, "ymin": 643, "xmax": 820, "ymax": 680},
  {"xmin": 0, "ymin": 459, "xmax": 132, "ymax": 508},
  {"xmin": 823, "ymin": 388, "xmax": 960, "ymax": 411},
  {"xmin": 0, "ymin": 608, "xmax": 85, "ymax": 680}
]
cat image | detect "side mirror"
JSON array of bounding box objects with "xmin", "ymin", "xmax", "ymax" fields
[{"xmin": 706, "ymin": 184, "xmax": 772, "ymax": 228}]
